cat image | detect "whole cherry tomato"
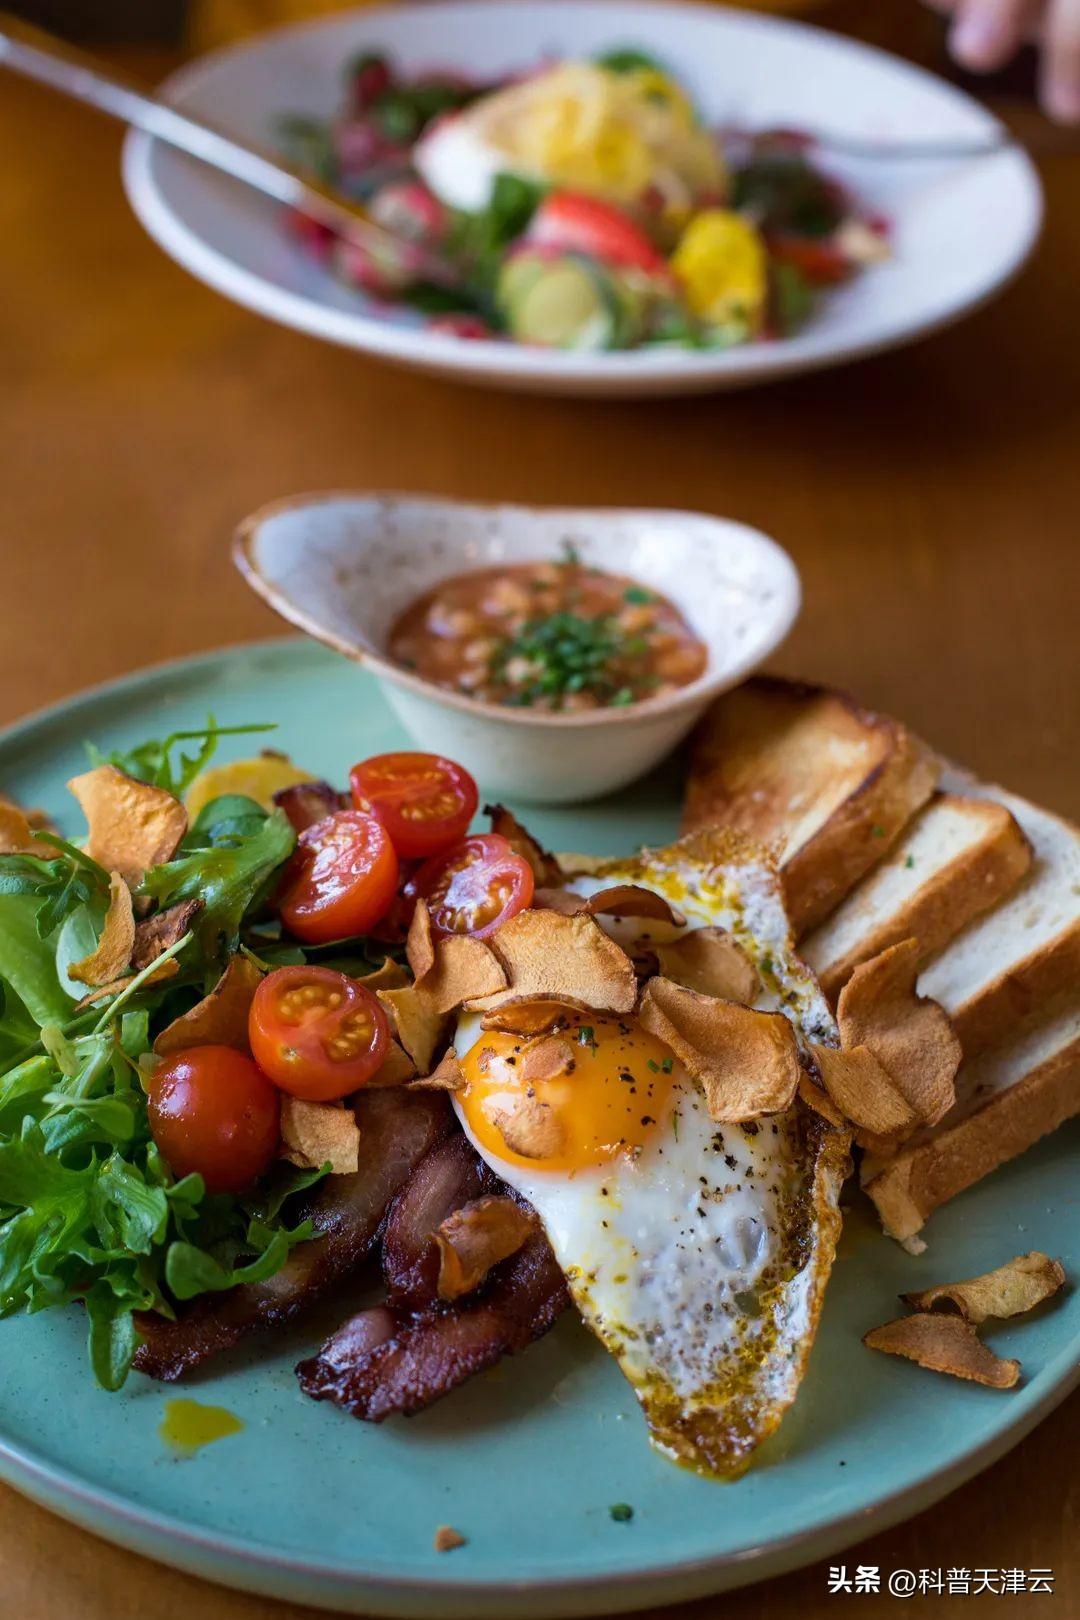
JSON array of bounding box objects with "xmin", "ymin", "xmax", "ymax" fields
[
  {"xmin": 248, "ymin": 966, "xmax": 389, "ymax": 1102},
  {"xmin": 277, "ymin": 809, "xmax": 398, "ymax": 943},
  {"xmin": 147, "ymin": 1045, "xmax": 280, "ymax": 1195},
  {"xmin": 350, "ymin": 751, "xmax": 478, "ymax": 860},
  {"xmin": 410, "ymin": 832, "xmax": 534, "ymax": 940}
]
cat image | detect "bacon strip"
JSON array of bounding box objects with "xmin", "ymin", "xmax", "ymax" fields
[
  {"xmin": 134, "ymin": 1089, "xmax": 450, "ymax": 1380},
  {"xmin": 382, "ymin": 1133, "xmax": 502, "ymax": 1309},
  {"xmin": 295, "ymin": 1232, "xmax": 569, "ymax": 1420}
]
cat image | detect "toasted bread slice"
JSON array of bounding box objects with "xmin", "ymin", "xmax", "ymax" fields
[
  {"xmin": 683, "ymin": 677, "xmax": 938, "ymax": 933},
  {"xmin": 802, "ymin": 793, "xmax": 1033, "ymax": 1001},
  {"xmin": 917, "ymin": 776, "xmax": 1080, "ymax": 1056},
  {"xmin": 862, "ymin": 997, "xmax": 1080, "ymax": 1241}
]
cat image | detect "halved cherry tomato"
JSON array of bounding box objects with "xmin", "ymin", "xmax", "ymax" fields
[
  {"xmin": 349, "ymin": 752, "xmax": 479, "ymax": 860},
  {"xmin": 766, "ymin": 234, "xmax": 851, "ymax": 286},
  {"xmin": 277, "ymin": 809, "xmax": 399, "ymax": 943},
  {"xmin": 147, "ymin": 1045, "xmax": 281, "ymax": 1195},
  {"xmin": 410, "ymin": 832, "xmax": 534, "ymax": 940},
  {"xmin": 528, "ymin": 191, "xmax": 670, "ymax": 276},
  {"xmin": 248, "ymin": 966, "xmax": 389, "ymax": 1101}
]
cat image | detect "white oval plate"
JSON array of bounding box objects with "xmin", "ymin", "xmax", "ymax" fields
[{"xmin": 123, "ymin": 0, "xmax": 1042, "ymax": 398}]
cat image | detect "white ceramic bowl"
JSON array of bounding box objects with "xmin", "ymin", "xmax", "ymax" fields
[
  {"xmin": 122, "ymin": 1, "xmax": 1042, "ymax": 400},
  {"xmin": 234, "ymin": 493, "xmax": 800, "ymax": 803}
]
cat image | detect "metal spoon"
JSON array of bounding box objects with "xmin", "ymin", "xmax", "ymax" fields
[{"xmin": 0, "ymin": 10, "xmax": 449, "ymax": 279}]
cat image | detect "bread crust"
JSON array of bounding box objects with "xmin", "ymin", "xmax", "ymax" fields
[
  {"xmin": 683, "ymin": 677, "xmax": 938, "ymax": 933},
  {"xmin": 805, "ymin": 794, "xmax": 1033, "ymax": 1001}
]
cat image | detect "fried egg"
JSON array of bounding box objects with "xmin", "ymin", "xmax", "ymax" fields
[{"xmin": 453, "ymin": 831, "xmax": 849, "ymax": 1478}]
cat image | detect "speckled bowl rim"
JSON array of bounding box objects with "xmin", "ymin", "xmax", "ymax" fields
[{"xmin": 232, "ymin": 490, "xmax": 802, "ymax": 729}]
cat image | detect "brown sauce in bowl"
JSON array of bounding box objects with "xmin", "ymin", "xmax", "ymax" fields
[{"xmin": 387, "ymin": 554, "xmax": 708, "ymax": 712}]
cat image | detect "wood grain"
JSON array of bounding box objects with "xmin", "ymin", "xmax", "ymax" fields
[{"xmin": 0, "ymin": 4, "xmax": 1077, "ymax": 1617}]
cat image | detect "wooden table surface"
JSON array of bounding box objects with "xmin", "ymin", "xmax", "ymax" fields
[{"xmin": 1, "ymin": 4, "xmax": 1077, "ymax": 1617}]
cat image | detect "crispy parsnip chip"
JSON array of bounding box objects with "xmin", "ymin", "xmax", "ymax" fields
[
  {"xmin": 837, "ymin": 939, "xmax": 961, "ymax": 1127},
  {"xmin": 479, "ymin": 910, "xmax": 637, "ymax": 1016},
  {"xmin": 280, "ymin": 1095, "xmax": 361, "ymax": 1175},
  {"xmin": 358, "ymin": 957, "xmax": 410, "ymax": 994},
  {"xmin": 533, "ymin": 886, "xmax": 586, "ymax": 916},
  {"xmin": 638, "ymin": 977, "xmax": 801, "ymax": 1121},
  {"xmin": 419, "ymin": 934, "xmax": 507, "ymax": 1015},
  {"xmin": 131, "ymin": 899, "xmax": 203, "ymax": 971},
  {"xmin": 73, "ymin": 957, "xmax": 179, "ymax": 1009},
  {"xmin": 367, "ymin": 1039, "xmax": 417, "ymax": 1088},
  {"xmin": 811, "ymin": 1042, "xmax": 920, "ymax": 1155},
  {"xmin": 534, "ymin": 884, "xmax": 686, "ymax": 926},
  {"xmin": 68, "ymin": 872, "xmax": 136, "ymax": 987},
  {"xmin": 902, "ymin": 1252, "xmax": 1066, "ymax": 1324},
  {"xmin": 377, "ymin": 984, "xmax": 446, "ymax": 1073},
  {"xmin": 479, "ymin": 1000, "xmax": 574, "ymax": 1037},
  {"xmin": 409, "ymin": 1047, "xmax": 465, "ymax": 1093},
  {"xmin": 518, "ymin": 1035, "xmax": 576, "ymax": 1084},
  {"xmin": 863, "ymin": 1313, "xmax": 1020, "ymax": 1389},
  {"xmin": 0, "ymin": 802, "xmax": 49, "ymax": 857},
  {"xmin": 154, "ymin": 954, "xmax": 263, "ymax": 1054},
  {"xmin": 485, "ymin": 1093, "xmax": 565, "ymax": 1159},
  {"xmin": 68, "ymin": 765, "xmax": 188, "ymax": 886},
  {"xmin": 655, "ymin": 926, "xmax": 759, "ymax": 1003},
  {"xmin": 433, "ymin": 1526, "xmax": 466, "ymax": 1553},
  {"xmin": 486, "ymin": 803, "xmax": 563, "ymax": 885},
  {"xmin": 434, "ymin": 1195, "xmax": 538, "ymax": 1300},
  {"xmin": 0, "ymin": 792, "xmax": 53, "ymax": 832},
  {"xmin": 406, "ymin": 899, "xmax": 436, "ymax": 982},
  {"xmin": 797, "ymin": 1073, "xmax": 848, "ymax": 1129}
]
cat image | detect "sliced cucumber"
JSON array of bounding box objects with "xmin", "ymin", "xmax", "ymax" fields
[{"xmin": 497, "ymin": 253, "xmax": 623, "ymax": 351}]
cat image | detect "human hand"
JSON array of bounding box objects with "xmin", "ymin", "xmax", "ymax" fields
[{"xmin": 924, "ymin": 0, "xmax": 1080, "ymax": 121}]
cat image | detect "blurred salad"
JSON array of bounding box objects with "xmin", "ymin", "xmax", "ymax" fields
[{"xmin": 277, "ymin": 49, "xmax": 889, "ymax": 352}]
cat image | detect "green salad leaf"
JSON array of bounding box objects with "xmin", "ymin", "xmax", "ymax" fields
[{"xmin": 86, "ymin": 716, "xmax": 275, "ymax": 799}]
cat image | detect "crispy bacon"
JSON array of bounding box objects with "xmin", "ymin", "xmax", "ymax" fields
[
  {"xmin": 382, "ymin": 1133, "xmax": 502, "ymax": 1309},
  {"xmin": 134, "ymin": 1089, "xmax": 450, "ymax": 1380},
  {"xmin": 272, "ymin": 779, "xmax": 347, "ymax": 834},
  {"xmin": 295, "ymin": 1231, "xmax": 569, "ymax": 1420}
]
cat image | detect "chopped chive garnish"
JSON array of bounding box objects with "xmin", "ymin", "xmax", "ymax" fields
[
  {"xmin": 623, "ymin": 586, "xmax": 652, "ymax": 604},
  {"xmin": 661, "ymin": 1057, "xmax": 674, "ymax": 1074},
  {"xmin": 609, "ymin": 1503, "xmax": 634, "ymax": 1522},
  {"xmin": 647, "ymin": 1058, "xmax": 660, "ymax": 1072}
]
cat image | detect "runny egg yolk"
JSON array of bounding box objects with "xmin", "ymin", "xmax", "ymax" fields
[{"xmin": 458, "ymin": 1013, "xmax": 678, "ymax": 1174}]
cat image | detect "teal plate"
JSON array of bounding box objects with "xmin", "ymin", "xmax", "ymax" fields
[{"xmin": 0, "ymin": 639, "xmax": 1076, "ymax": 1619}]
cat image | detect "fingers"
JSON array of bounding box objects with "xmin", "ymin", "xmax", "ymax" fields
[
  {"xmin": 1043, "ymin": 0, "xmax": 1080, "ymax": 119},
  {"xmin": 948, "ymin": 0, "xmax": 1042, "ymax": 71}
]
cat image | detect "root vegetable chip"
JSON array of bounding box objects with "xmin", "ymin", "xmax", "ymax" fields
[
  {"xmin": 863, "ymin": 1312, "xmax": 1020, "ymax": 1389},
  {"xmin": 479, "ymin": 910, "xmax": 637, "ymax": 1016},
  {"xmin": 0, "ymin": 801, "xmax": 49, "ymax": 857},
  {"xmin": 68, "ymin": 764, "xmax": 188, "ymax": 886},
  {"xmin": 409, "ymin": 1047, "xmax": 464, "ymax": 1093},
  {"xmin": 811, "ymin": 1042, "xmax": 920, "ymax": 1155},
  {"xmin": 367, "ymin": 1040, "xmax": 417, "ymax": 1088},
  {"xmin": 154, "ymin": 954, "xmax": 263, "ymax": 1055},
  {"xmin": 416, "ymin": 932, "xmax": 507, "ymax": 1016},
  {"xmin": 655, "ymin": 927, "xmax": 759, "ymax": 1003},
  {"xmin": 638, "ymin": 977, "xmax": 801, "ymax": 1122},
  {"xmin": 902, "ymin": 1252, "xmax": 1065, "ymax": 1324},
  {"xmin": 131, "ymin": 899, "xmax": 203, "ymax": 971},
  {"xmin": 280, "ymin": 1095, "xmax": 361, "ymax": 1175},
  {"xmin": 434, "ymin": 1527, "xmax": 466, "ymax": 1553},
  {"xmin": 534, "ymin": 885, "xmax": 685, "ymax": 926},
  {"xmin": 74, "ymin": 957, "xmax": 179, "ymax": 1009},
  {"xmin": 406, "ymin": 899, "xmax": 436, "ymax": 982},
  {"xmin": 797, "ymin": 1073, "xmax": 848, "ymax": 1129},
  {"xmin": 434, "ymin": 1195, "xmax": 538, "ymax": 1299},
  {"xmin": 479, "ymin": 1000, "xmax": 574, "ymax": 1037},
  {"xmin": 358, "ymin": 958, "xmax": 410, "ymax": 994},
  {"xmin": 377, "ymin": 984, "xmax": 446, "ymax": 1073},
  {"xmin": 485, "ymin": 1093, "xmax": 566, "ymax": 1159},
  {"xmin": 837, "ymin": 939, "xmax": 961, "ymax": 1128},
  {"xmin": 518, "ymin": 1035, "xmax": 576, "ymax": 1084},
  {"xmin": 486, "ymin": 803, "xmax": 562, "ymax": 885},
  {"xmin": 68, "ymin": 872, "xmax": 135, "ymax": 987}
]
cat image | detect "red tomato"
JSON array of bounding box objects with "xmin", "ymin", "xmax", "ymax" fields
[
  {"xmin": 528, "ymin": 192, "xmax": 669, "ymax": 275},
  {"xmin": 248, "ymin": 966, "xmax": 389, "ymax": 1101},
  {"xmin": 147, "ymin": 1046, "xmax": 280, "ymax": 1195},
  {"xmin": 767, "ymin": 234, "xmax": 851, "ymax": 286},
  {"xmin": 278, "ymin": 809, "xmax": 399, "ymax": 943},
  {"xmin": 349, "ymin": 752, "xmax": 479, "ymax": 860},
  {"xmin": 411, "ymin": 832, "xmax": 534, "ymax": 940}
]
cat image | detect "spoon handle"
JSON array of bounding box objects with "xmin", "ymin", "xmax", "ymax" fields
[{"xmin": 0, "ymin": 11, "xmax": 414, "ymax": 259}]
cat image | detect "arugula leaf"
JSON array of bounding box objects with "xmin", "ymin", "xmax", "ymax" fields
[
  {"xmin": 140, "ymin": 808, "xmax": 295, "ymax": 961},
  {"xmin": 0, "ymin": 894, "xmax": 72, "ymax": 1027},
  {"xmin": 165, "ymin": 1218, "xmax": 309, "ymax": 1300},
  {"xmin": 86, "ymin": 717, "xmax": 275, "ymax": 799}
]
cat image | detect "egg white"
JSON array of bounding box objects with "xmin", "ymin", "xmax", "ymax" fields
[{"xmin": 453, "ymin": 837, "xmax": 848, "ymax": 1477}]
